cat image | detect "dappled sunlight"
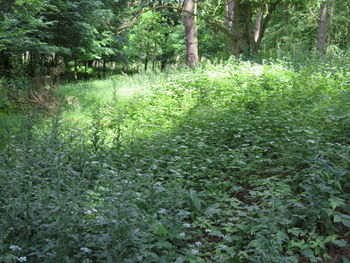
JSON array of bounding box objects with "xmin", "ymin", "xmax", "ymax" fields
[
  {"xmin": 1, "ymin": 0, "xmax": 349, "ymax": 259},
  {"xmin": 1, "ymin": 58, "xmax": 349, "ymax": 262},
  {"xmin": 206, "ymin": 69, "xmax": 231, "ymax": 80}
]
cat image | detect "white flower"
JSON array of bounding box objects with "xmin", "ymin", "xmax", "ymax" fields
[
  {"xmin": 205, "ymin": 229, "xmax": 212, "ymax": 233},
  {"xmin": 219, "ymin": 244, "xmax": 228, "ymax": 249},
  {"xmin": 195, "ymin": 241, "xmax": 202, "ymax": 247},
  {"xmin": 158, "ymin": 208, "xmax": 167, "ymax": 214},
  {"xmin": 223, "ymin": 235, "xmax": 232, "ymax": 241},
  {"xmin": 96, "ymin": 216, "xmax": 104, "ymax": 224},
  {"xmin": 85, "ymin": 208, "xmax": 97, "ymax": 215},
  {"xmin": 179, "ymin": 232, "xmax": 186, "ymax": 237},
  {"xmin": 183, "ymin": 223, "xmax": 191, "ymax": 228},
  {"xmin": 9, "ymin": 245, "xmax": 21, "ymax": 251},
  {"xmin": 80, "ymin": 247, "xmax": 91, "ymax": 253},
  {"xmin": 17, "ymin": 257, "xmax": 27, "ymax": 262},
  {"xmin": 191, "ymin": 249, "xmax": 199, "ymax": 255}
]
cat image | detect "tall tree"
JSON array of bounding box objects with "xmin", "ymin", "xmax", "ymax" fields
[
  {"xmin": 316, "ymin": 1, "xmax": 329, "ymax": 53},
  {"xmin": 252, "ymin": 2, "xmax": 277, "ymax": 53},
  {"xmin": 183, "ymin": 0, "xmax": 199, "ymax": 68},
  {"xmin": 225, "ymin": 0, "xmax": 252, "ymax": 57},
  {"xmin": 225, "ymin": 0, "xmax": 277, "ymax": 56}
]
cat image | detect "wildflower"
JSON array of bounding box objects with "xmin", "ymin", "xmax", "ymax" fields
[
  {"xmin": 205, "ymin": 229, "xmax": 212, "ymax": 233},
  {"xmin": 195, "ymin": 241, "xmax": 202, "ymax": 247},
  {"xmin": 191, "ymin": 249, "xmax": 199, "ymax": 255},
  {"xmin": 179, "ymin": 232, "xmax": 186, "ymax": 237},
  {"xmin": 85, "ymin": 208, "xmax": 97, "ymax": 215},
  {"xmin": 9, "ymin": 245, "xmax": 21, "ymax": 251},
  {"xmin": 219, "ymin": 244, "xmax": 227, "ymax": 249},
  {"xmin": 17, "ymin": 257, "xmax": 26, "ymax": 262},
  {"xmin": 158, "ymin": 208, "xmax": 167, "ymax": 214},
  {"xmin": 183, "ymin": 223, "xmax": 191, "ymax": 228},
  {"xmin": 96, "ymin": 216, "xmax": 104, "ymax": 224},
  {"xmin": 223, "ymin": 235, "xmax": 232, "ymax": 241},
  {"xmin": 80, "ymin": 247, "xmax": 91, "ymax": 253}
]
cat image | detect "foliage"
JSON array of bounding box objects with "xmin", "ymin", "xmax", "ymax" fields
[
  {"xmin": 123, "ymin": 10, "xmax": 184, "ymax": 71},
  {"xmin": 1, "ymin": 56, "xmax": 350, "ymax": 262}
]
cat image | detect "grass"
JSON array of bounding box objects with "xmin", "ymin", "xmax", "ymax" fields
[
  {"xmin": 0, "ymin": 56, "xmax": 350, "ymax": 263},
  {"xmin": 56, "ymin": 73, "xmax": 168, "ymax": 123}
]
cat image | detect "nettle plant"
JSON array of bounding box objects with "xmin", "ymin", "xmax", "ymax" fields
[{"xmin": 1, "ymin": 56, "xmax": 349, "ymax": 262}]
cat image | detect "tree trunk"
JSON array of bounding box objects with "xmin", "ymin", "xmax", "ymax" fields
[
  {"xmin": 152, "ymin": 59, "xmax": 156, "ymax": 71},
  {"xmin": 226, "ymin": 0, "xmax": 252, "ymax": 57},
  {"xmin": 253, "ymin": 5, "xmax": 264, "ymax": 53},
  {"xmin": 252, "ymin": 3, "xmax": 277, "ymax": 53},
  {"xmin": 326, "ymin": 0, "xmax": 334, "ymax": 47},
  {"xmin": 103, "ymin": 60, "xmax": 106, "ymax": 77},
  {"xmin": 184, "ymin": 0, "xmax": 199, "ymax": 68},
  {"xmin": 144, "ymin": 55, "xmax": 149, "ymax": 71},
  {"xmin": 225, "ymin": 0, "xmax": 235, "ymax": 54},
  {"xmin": 317, "ymin": 2, "xmax": 328, "ymax": 53},
  {"xmin": 0, "ymin": 50, "xmax": 11, "ymax": 77},
  {"xmin": 74, "ymin": 59, "xmax": 78, "ymax": 80}
]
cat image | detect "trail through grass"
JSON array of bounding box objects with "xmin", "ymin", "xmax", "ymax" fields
[{"xmin": 1, "ymin": 57, "xmax": 350, "ymax": 263}]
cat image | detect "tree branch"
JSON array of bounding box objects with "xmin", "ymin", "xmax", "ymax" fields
[{"xmin": 117, "ymin": 5, "xmax": 236, "ymax": 40}]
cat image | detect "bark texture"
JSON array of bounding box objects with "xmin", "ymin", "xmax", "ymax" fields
[
  {"xmin": 184, "ymin": 0, "xmax": 199, "ymax": 68},
  {"xmin": 317, "ymin": 2, "xmax": 328, "ymax": 53},
  {"xmin": 225, "ymin": 1, "xmax": 277, "ymax": 56},
  {"xmin": 252, "ymin": 3, "xmax": 277, "ymax": 53},
  {"xmin": 226, "ymin": 0, "xmax": 252, "ymax": 57}
]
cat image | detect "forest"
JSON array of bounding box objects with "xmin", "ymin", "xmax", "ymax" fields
[{"xmin": 0, "ymin": 0, "xmax": 349, "ymax": 262}]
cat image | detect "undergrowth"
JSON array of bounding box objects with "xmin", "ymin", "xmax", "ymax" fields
[{"xmin": 0, "ymin": 57, "xmax": 349, "ymax": 263}]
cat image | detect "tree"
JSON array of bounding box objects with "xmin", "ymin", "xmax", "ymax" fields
[
  {"xmin": 183, "ymin": 0, "xmax": 199, "ymax": 68},
  {"xmin": 0, "ymin": 0, "xmax": 49, "ymax": 77},
  {"xmin": 224, "ymin": 0, "xmax": 278, "ymax": 57},
  {"xmin": 252, "ymin": 2, "xmax": 277, "ymax": 53},
  {"xmin": 225, "ymin": 0, "xmax": 252, "ymax": 56},
  {"xmin": 316, "ymin": 1, "xmax": 329, "ymax": 53}
]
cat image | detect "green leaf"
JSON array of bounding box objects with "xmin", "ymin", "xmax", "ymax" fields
[
  {"xmin": 334, "ymin": 215, "xmax": 342, "ymax": 222},
  {"xmin": 155, "ymin": 224, "xmax": 167, "ymax": 236},
  {"xmin": 334, "ymin": 214, "xmax": 350, "ymax": 228},
  {"xmin": 175, "ymin": 256, "xmax": 185, "ymax": 263},
  {"xmin": 189, "ymin": 189, "xmax": 201, "ymax": 211},
  {"xmin": 287, "ymin": 228, "xmax": 304, "ymax": 237},
  {"xmin": 332, "ymin": 239, "xmax": 347, "ymax": 247},
  {"xmin": 301, "ymin": 249, "xmax": 318, "ymax": 263},
  {"xmin": 329, "ymin": 197, "xmax": 344, "ymax": 209}
]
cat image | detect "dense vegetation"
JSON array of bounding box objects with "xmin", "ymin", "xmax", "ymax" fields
[
  {"xmin": 1, "ymin": 0, "xmax": 350, "ymax": 262},
  {"xmin": 0, "ymin": 0, "xmax": 349, "ymax": 80},
  {"xmin": 1, "ymin": 56, "xmax": 350, "ymax": 262}
]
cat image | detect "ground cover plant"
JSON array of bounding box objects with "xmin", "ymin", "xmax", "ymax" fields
[{"xmin": 0, "ymin": 56, "xmax": 350, "ymax": 263}]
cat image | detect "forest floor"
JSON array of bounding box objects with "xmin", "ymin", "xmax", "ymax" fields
[{"xmin": 1, "ymin": 57, "xmax": 350, "ymax": 263}]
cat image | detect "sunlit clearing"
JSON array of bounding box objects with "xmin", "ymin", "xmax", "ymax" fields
[{"xmin": 117, "ymin": 86, "xmax": 141, "ymax": 99}]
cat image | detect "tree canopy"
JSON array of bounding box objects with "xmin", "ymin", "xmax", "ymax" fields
[{"xmin": 0, "ymin": 0, "xmax": 349, "ymax": 78}]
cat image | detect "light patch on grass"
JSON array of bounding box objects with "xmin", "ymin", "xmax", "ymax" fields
[{"xmin": 56, "ymin": 73, "xmax": 167, "ymax": 125}]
